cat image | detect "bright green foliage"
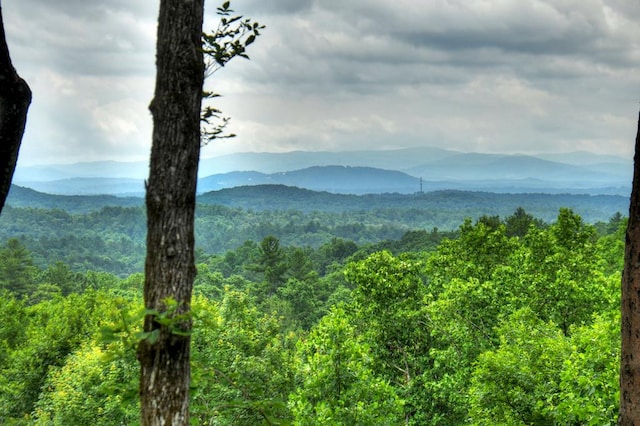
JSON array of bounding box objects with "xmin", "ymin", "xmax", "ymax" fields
[
  {"xmin": 501, "ymin": 209, "xmax": 611, "ymax": 334},
  {"xmin": 346, "ymin": 251, "xmax": 432, "ymax": 424},
  {"xmin": 426, "ymin": 219, "xmax": 517, "ymax": 290},
  {"xmin": 190, "ymin": 290, "xmax": 296, "ymax": 425},
  {"xmin": 552, "ymin": 207, "xmax": 595, "ymax": 249},
  {"xmin": 420, "ymin": 209, "xmax": 619, "ymax": 422},
  {"xmin": 0, "ymin": 208, "xmax": 623, "ymax": 425},
  {"xmin": 0, "ymin": 291, "xmax": 119, "ymax": 421},
  {"xmin": 426, "ymin": 277, "xmax": 505, "ymax": 423},
  {"xmin": 468, "ymin": 308, "xmax": 620, "ymax": 425},
  {"xmin": 468, "ymin": 308, "xmax": 571, "ymax": 425},
  {"xmin": 33, "ymin": 343, "xmax": 138, "ymax": 425},
  {"xmin": 596, "ymin": 215, "xmax": 626, "ymax": 275},
  {"xmin": 554, "ymin": 311, "xmax": 620, "ymax": 424},
  {"xmin": 0, "ymin": 292, "xmax": 27, "ymax": 366},
  {"xmin": 423, "ymin": 221, "xmax": 517, "ymax": 423},
  {"xmin": 194, "ymin": 264, "xmax": 228, "ymax": 299},
  {"xmin": 289, "ymin": 307, "xmax": 403, "ymax": 425}
]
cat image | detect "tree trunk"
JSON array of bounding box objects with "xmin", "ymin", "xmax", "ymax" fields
[
  {"xmin": 138, "ymin": 0, "xmax": 204, "ymax": 424},
  {"xmin": 0, "ymin": 4, "xmax": 31, "ymax": 214},
  {"xmin": 621, "ymin": 111, "xmax": 640, "ymax": 425}
]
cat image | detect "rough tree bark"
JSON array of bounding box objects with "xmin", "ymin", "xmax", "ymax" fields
[
  {"xmin": 621, "ymin": 111, "xmax": 640, "ymax": 425},
  {"xmin": 137, "ymin": 0, "xmax": 204, "ymax": 424},
  {"xmin": 0, "ymin": 4, "xmax": 31, "ymax": 214}
]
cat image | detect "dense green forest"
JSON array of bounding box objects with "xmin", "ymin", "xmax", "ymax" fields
[
  {"xmin": 0, "ymin": 184, "xmax": 627, "ymax": 277},
  {"xmin": 0, "ymin": 203, "xmax": 624, "ymax": 424}
]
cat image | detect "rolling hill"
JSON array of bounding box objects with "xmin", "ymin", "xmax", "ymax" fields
[
  {"xmin": 5, "ymin": 183, "xmax": 628, "ymax": 226},
  {"xmin": 197, "ymin": 184, "xmax": 627, "ymax": 224}
]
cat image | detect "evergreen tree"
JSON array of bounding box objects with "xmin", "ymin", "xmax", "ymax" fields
[{"xmin": 0, "ymin": 238, "xmax": 37, "ymax": 298}]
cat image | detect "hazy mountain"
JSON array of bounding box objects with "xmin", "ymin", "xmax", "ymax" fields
[
  {"xmin": 406, "ymin": 153, "xmax": 628, "ymax": 181},
  {"xmin": 12, "ymin": 147, "xmax": 461, "ymax": 181},
  {"xmin": 12, "ymin": 147, "xmax": 632, "ymax": 196},
  {"xmin": 197, "ymin": 146, "xmax": 459, "ymax": 175},
  {"xmin": 535, "ymin": 150, "xmax": 631, "ymax": 166},
  {"xmin": 198, "ymin": 166, "xmax": 420, "ymax": 194},
  {"xmin": 17, "ymin": 177, "xmax": 145, "ymax": 196}
]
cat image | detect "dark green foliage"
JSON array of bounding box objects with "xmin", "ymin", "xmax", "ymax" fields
[
  {"xmin": 200, "ymin": 2, "xmax": 264, "ymax": 144},
  {"xmin": 252, "ymin": 236, "xmax": 288, "ymax": 295},
  {"xmin": 504, "ymin": 206, "xmax": 547, "ymax": 237},
  {"xmin": 40, "ymin": 261, "xmax": 83, "ymax": 296},
  {"xmin": 198, "ymin": 185, "xmax": 628, "ymax": 224},
  {"xmin": 313, "ymin": 238, "xmax": 359, "ymax": 275},
  {"xmin": 0, "ymin": 206, "xmax": 145, "ymax": 276},
  {"xmin": 374, "ymin": 227, "xmax": 455, "ymax": 254},
  {"xmin": 0, "ymin": 238, "xmax": 37, "ymax": 298},
  {"xmin": 191, "ymin": 290, "xmax": 294, "ymax": 425}
]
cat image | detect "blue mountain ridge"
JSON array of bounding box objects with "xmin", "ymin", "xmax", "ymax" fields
[{"xmin": 12, "ymin": 148, "xmax": 632, "ymax": 196}]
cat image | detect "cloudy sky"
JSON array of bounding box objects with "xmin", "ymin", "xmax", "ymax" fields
[{"xmin": 5, "ymin": 0, "xmax": 640, "ymax": 166}]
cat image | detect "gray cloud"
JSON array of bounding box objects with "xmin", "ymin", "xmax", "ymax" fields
[
  {"xmin": 236, "ymin": 0, "xmax": 313, "ymax": 16},
  {"xmin": 5, "ymin": 0, "xmax": 640, "ymax": 167},
  {"xmin": 6, "ymin": 1, "xmax": 157, "ymax": 76}
]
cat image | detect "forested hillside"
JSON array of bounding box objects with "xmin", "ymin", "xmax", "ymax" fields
[
  {"xmin": 0, "ymin": 185, "xmax": 627, "ymax": 277},
  {"xmin": 0, "ymin": 205, "xmax": 625, "ymax": 424}
]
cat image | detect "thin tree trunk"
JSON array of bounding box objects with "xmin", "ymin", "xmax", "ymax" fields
[
  {"xmin": 138, "ymin": 0, "xmax": 204, "ymax": 424},
  {"xmin": 0, "ymin": 4, "xmax": 31, "ymax": 214},
  {"xmin": 620, "ymin": 111, "xmax": 640, "ymax": 425}
]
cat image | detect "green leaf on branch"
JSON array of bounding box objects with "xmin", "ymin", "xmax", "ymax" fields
[{"xmin": 201, "ymin": 1, "xmax": 264, "ymax": 144}]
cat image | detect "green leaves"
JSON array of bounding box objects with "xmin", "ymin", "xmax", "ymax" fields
[
  {"xmin": 468, "ymin": 309, "xmax": 620, "ymax": 425},
  {"xmin": 190, "ymin": 290, "xmax": 295, "ymax": 424},
  {"xmin": 217, "ymin": 1, "xmax": 231, "ymax": 14},
  {"xmin": 290, "ymin": 307, "xmax": 403, "ymax": 425},
  {"xmin": 200, "ymin": 1, "xmax": 264, "ymax": 143},
  {"xmin": 143, "ymin": 297, "xmax": 192, "ymax": 338},
  {"xmin": 0, "ymin": 206, "xmax": 624, "ymax": 424}
]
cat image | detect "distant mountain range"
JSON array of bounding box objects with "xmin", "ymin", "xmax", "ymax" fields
[{"xmin": 12, "ymin": 147, "xmax": 633, "ymax": 196}]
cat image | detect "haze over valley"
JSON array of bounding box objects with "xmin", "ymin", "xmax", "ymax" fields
[{"xmin": 12, "ymin": 147, "xmax": 632, "ymax": 197}]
